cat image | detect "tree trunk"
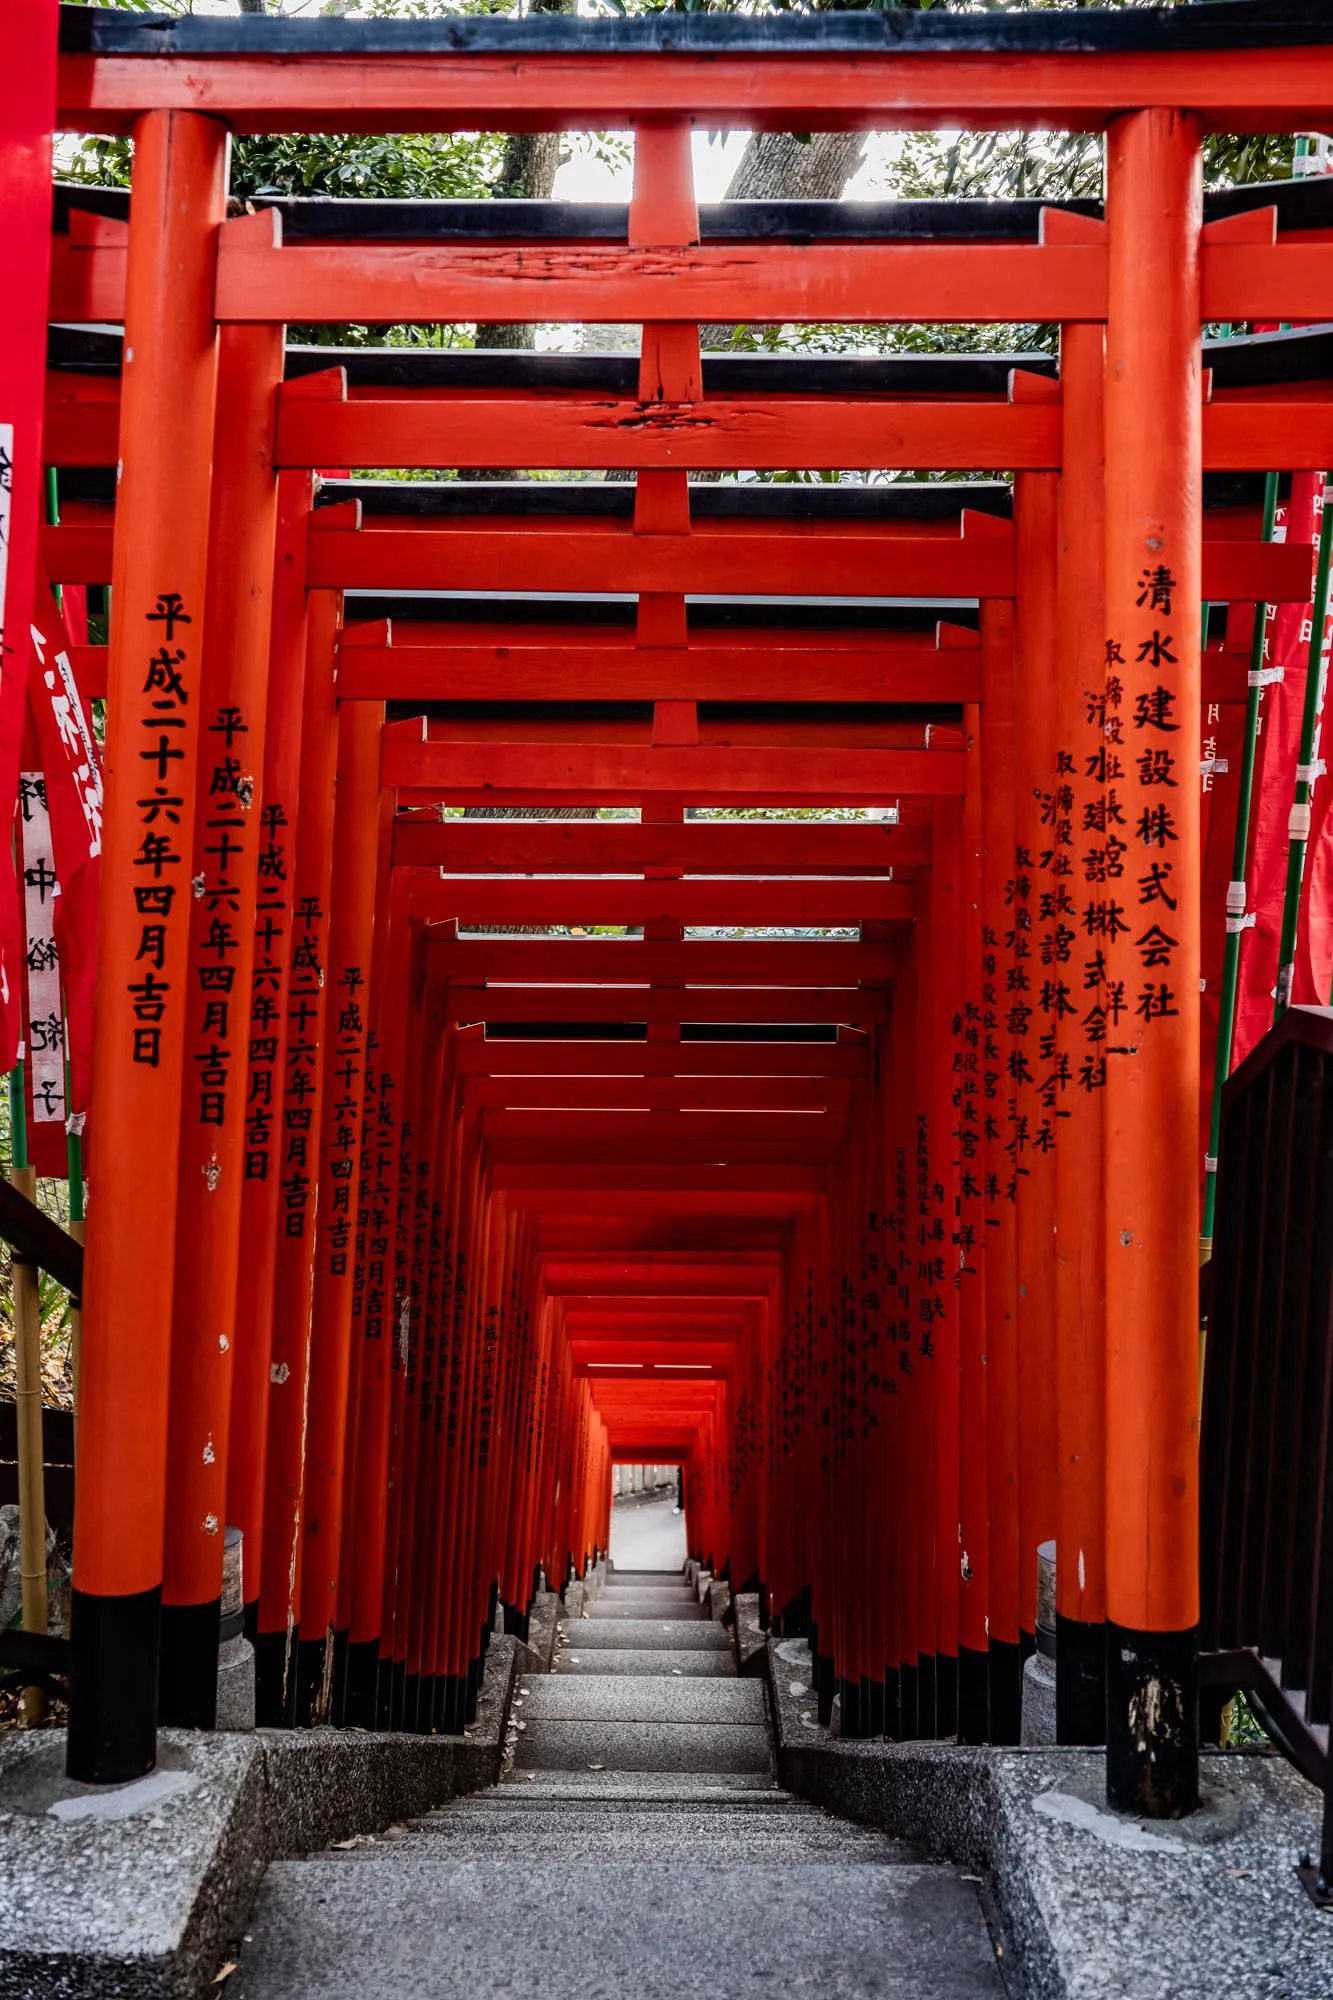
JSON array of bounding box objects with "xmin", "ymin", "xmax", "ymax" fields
[{"xmin": 474, "ymin": 0, "xmax": 576, "ymax": 353}]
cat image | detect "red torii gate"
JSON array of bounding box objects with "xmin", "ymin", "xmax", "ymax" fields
[{"xmin": 9, "ymin": 0, "xmax": 1333, "ymax": 1835}]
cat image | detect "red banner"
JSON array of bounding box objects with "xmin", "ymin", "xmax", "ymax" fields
[{"xmin": 29, "ymin": 591, "xmax": 103, "ymax": 1118}]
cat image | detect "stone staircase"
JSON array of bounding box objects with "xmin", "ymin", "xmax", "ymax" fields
[{"xmin": 233, "ymin": 1564, "xmax": 1002, "ymax": 1998}]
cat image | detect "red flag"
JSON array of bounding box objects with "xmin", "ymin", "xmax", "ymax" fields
[
  {"xmin": 29, "ymin": 590, "xmax": 103, "ymax": 1115},
  {"xmin": 0, "ymin": 1, "xmax": 59, "ymax": 1079},
  {"xmin": 1231, "ymin": 477, "xmax": 1329, "ymax": 1063}
]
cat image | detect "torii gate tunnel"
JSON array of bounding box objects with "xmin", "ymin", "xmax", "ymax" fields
[{"xmin": 11, "ymin": 0, "xmax": 1333, "ymax": 1820}]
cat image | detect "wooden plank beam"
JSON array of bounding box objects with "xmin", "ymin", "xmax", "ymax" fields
[
  {"xmin": 217, "ymin": 235, "xmax": 1110, "ymax": 328},
  {"xmin": 338, "ymin": 639, "xmax": 982, "ymax": 705},
  {"xmin": 444, "ymin": 984, "xmax": 885, "ymax": 1026},
  {"xmin": 464, "ymin": 1075, "xmax": 848, "ymax": 1112},
  {"xmin": 385, "ymin": 740, "xmax": 963, "ymax": 800},
  {"xmin": 408, "ymin": 876, "xmax": 914, "ymax": 927},
  {"xmin": 277, "ymin": 390, "xmax": 1061, "ymax": 472},
  {"xmin": 428, "ymin": 937, "xmax": 894, "ymax": 982},
  {"xmin": 451, "ymin": 1041, "xmax": 869, "ymax": 1077},
  {"xmin": 55, "ymin": 42, "xmax": 1333, "ymax": 139},
  {"xmin": 394, "ymin": 818, "xmax": 930, "ymax": 873},
  {"xmin": 311, "ymin": 520, "xmax": 1017, "ymax": 598},
  {"xmin": 41, "ymin": 513, "xmax": 1314, "ymax": 607},
  {"xmin": 47, "ymin": 370, "xmax": 1333, "ymax": 477}
]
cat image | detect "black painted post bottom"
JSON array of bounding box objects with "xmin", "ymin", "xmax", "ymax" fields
[
  {"xmin": 416, "ymin": 1674, "xmax": 437, "ymax": 1732},
  {"xmin": 883, "ymin": 1664, "xmax": 901, "ymax": 1743},
  {"xmin": 253, "ymin": 1624, "xmax": 295, "ymax": 1728},
  {"xmin": 917, "ymin": 1652, "xmax": 937, "ymax": 1739},
  {"xmin": 1056, "ymin": 1615, "xmax": 1107, "ymax": 1745},
  {"xmin": 1105, "ymin": 1623, "xmax": 1198, "ymax": 1816},
  {"xmin": 292, "ymin": 1631, "xmax": 329, "ymax": 1726},
  {"xmin": 343, "ymin": 1637, "xmax": 381, "ymax": 1728},
  {"xmin": 957, "ymin": 1643, "xmax": 989, "ymax": 1744},
  {"xmin": 935, "ymin": 1651, "xmax": 958, "ymax": 1739},
  {"xmin": 329, "ymin": 1627, "xmax": 350, "ymax": 1725},
  {"xmin": 438, "ymin": 1673, "xmax": 467, "ymax": 1734},
  {"xmin": 402, "ymin": 1670, "xmax": 422, "ymax": 1732},
  {"xmin": 988, "ymin": 1637, "xmax": 1023, "ymax": 1745},
  {"xmin": 158, "ymin": 1597, "xmax": 221, "ymax": 1730},
  {"xmin": 67, "ymin": 1585, "xmax": 161, "ymax": 1784},
  {"xmin": 861, "ymin": 1674, "xmax": 886, "ymax": 1738},
  {"xmin": 838, "ymin": 1675, "xmax": 862, "ymax": 1736},
  {"xmin": 899, "ymin": 1658, "xmax": 918, "ymax": 1740}
]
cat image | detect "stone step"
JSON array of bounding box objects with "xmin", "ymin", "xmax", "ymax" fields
[
  {"xmin": 410, "ymin": 1800, "xmax": 916, "ymax": 1863},
  {"xmin": 512, "ymin": 1718, "xmax": 773, "ymax": 1774},
  {"xmin": 232, "ymin": 1858, "xmax": 1002, "ymax": 1999},
  {"xmin": 582, "ymin": 1596, "xmax": 710, "ymax": 1620},
  {"xmin": 498, "ymin": 1769, "xmax": 777, "ymax": 1801},
  {"xmin": 560, "ymin": 1618, "xmax": 730, "ymax": 1651},
  {"xmin": 518, "ymin": 1673, "xmax": 764, "ymax": 1725},
  {"xmin": 556, "ymin": 1647, "xmax": 733, "ymax": 1677},
  {"xmin": 606, "ymin": 1569, "xmax": 684, "ymax": 1582}
]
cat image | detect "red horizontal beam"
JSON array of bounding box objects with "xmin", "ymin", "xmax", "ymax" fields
[
  {"xmin": 408, "ymin": 876, "xmax": 914, "ymax": 928},
  {"xmin": 465, "ymin": 1075, "xmax": 847, "ymax": 1112},
  {"xmin": 478, "ymin": 1108, "xmax": 841, "ymax": 1141},
  {"xmin": 47, "ymin": 371, "xmax": 1333, "ymax": 478},
  {"xmin": 39, "ymin": 516, "xmax": 1314, "ymax": 609},
  {"xmin": 452, "ymin": 1042, "xmax": 868, "ymax": 1078},
  {"xmin": 555, "ymin": 1272, "xmax": 774, "ymax": 1296},
  {"xmin": 445, "ymin": 984, "xmax": 885, "ymax": 1027},
  {"xmin": 577, "ymin": 1365, "xmax": 723, "ymax": 1380},
  {"xmin": 339, "ymin": 639, "xmax": 981, "ymax": 706},
  {"xmin": 55, "ymin": 47, "xmax": 1333, "ymax": 137},
  {"xmin": 278, "ymin": 388, "xmax": 1059, "ymax": 472},
  {"xmin": 309, "ymin": 520, "xmax": 1017, "ymax": 598},
  {"xmin": 394, "ymin": 818, "xmax": 929, "ymax": 874},
  {"xmin": 218, "ymin": 234, "xmax": 1110, "ymax": 328},
  {"xmin": 386, "ymin": 740, "xmax": 963, "ymax": 801},
  {"xmin": 428, "ymin": 937, "xmax": 895, "ymax": 983}
]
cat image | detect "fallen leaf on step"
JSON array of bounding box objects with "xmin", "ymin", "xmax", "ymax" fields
[
  {"xmin": 1226, "ymin": 1869, "xmax": 1253, "ymax": 1880},
  {"xmin": 213, "ymin": 1966, "xmax": 237, "ymax": 1986},
  {"xmin": 671, "ymin": 1669, "xmax": 682, "ymax": 1676},
  {"xmin": 588, "ymin": 1763, "xmax": 605, "ymax": 1771},
  {"xmin": 332, "ymin": 1838, "xmax": 359, "ymax": 1850}
]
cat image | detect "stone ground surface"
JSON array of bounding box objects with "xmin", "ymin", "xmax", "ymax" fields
[
  {"xmin": 607, "ymin": 1485, "xmax": 687, "ymax": 1570},
  {"xmin": 231, "ymin": 1497, "xmax": 1002, "ymax": 1999}
]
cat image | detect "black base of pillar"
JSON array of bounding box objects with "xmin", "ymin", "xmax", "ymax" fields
[
  {"xmin": 957, "ymin": 1644, "xmax": 989, "ymax": 1744},
  {"xmin": 838, "ymin": 1675, "xmax": 862, "ymax": 1737},
  {"xmin": 329, "ymin": 1627, "xmax": 350, "ymax": 1726},
  {"xmin": 416, "ymin": 1675, "xmax": 437, "ymax": 1732},
  {"xmin": 292, "ymin": 1633, "xmax": 328, "ymax": 1726},
  {"xmin": 385, "ymin": 1657, "xmax": 405, "ymax": 1730},
  {"xmin": 1056, "ymin": 1614, "xmax": 1107, "ymax": 1745},
  {"xmin": 402, "ymin": 1672, "xmax": 422, "ymax": 1733},
  {"xmin": 438, "ymin": 1674, "xmax": 467, "ymax": 1734},
  {"xmin": 1019, "ymin": 1625, "xmax": 1036, "ymax": 1667},
  {"xmin": 375, "ymin": 1651, "xmax": 394, "ymax": 1730},
  {"xmin": 757, "ymin": 1581, "xmax": 771, "ymax": 1633},
  {"xmin": 343, "ymin": 1637, "xmax": 382, "ymax": 1729},
  {"xmin": 465, "ymin": 1653, "xmax": 482, "ymax": 1725},
  {"xmin": 988, "ymin": 1637, "xmax": 1022, "ymax": 1745},
  {"xmin": 253, "ymin": 1626, "xmax": 294, "ymax": 1728},
  {"xmin": 861, "ymin": 1674, "xmax": 886, "ymax": 1739},
  {"xmin": 67, "ymin": 1585, "xmax": 161, "ymax": 1784},
  {"xmin": 1106, "ymin": 1621, "xmax": 1198, "ymax": 1818},
  {"xmin": 917, "ymin": 1651, "xmax": 937, "ymax": 1739},
  {"xmin": 158, "ymin": 1597, "xmax": 221, "ymax": 1730},
  {"xmin": 935, "ymin": 1650, "xmax": 958, "ymax": 1740},
  {"xmin": 502, "ymin": 1602, "xmax": 530, "ymax": 1643},
  {"xmin": 899, "ymin": 1660, "xmax": 918, "ymax": 1740},
  {"xmin": 813, "ymin": 1648, "xmax": 835, "ymax": 1727},
  {"xmin": 883, "ymin": 1665, "xmax": 901, "ymax": 1743}
]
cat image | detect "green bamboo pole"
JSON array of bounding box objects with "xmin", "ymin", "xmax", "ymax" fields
[
  {"xmin": 1274, "ymin": 486, "xmax": 1333, "ymax": 1023},
  {"xmin": 1200, "ymin": 472, "xmax": 1280, "ymax": 1256}
]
